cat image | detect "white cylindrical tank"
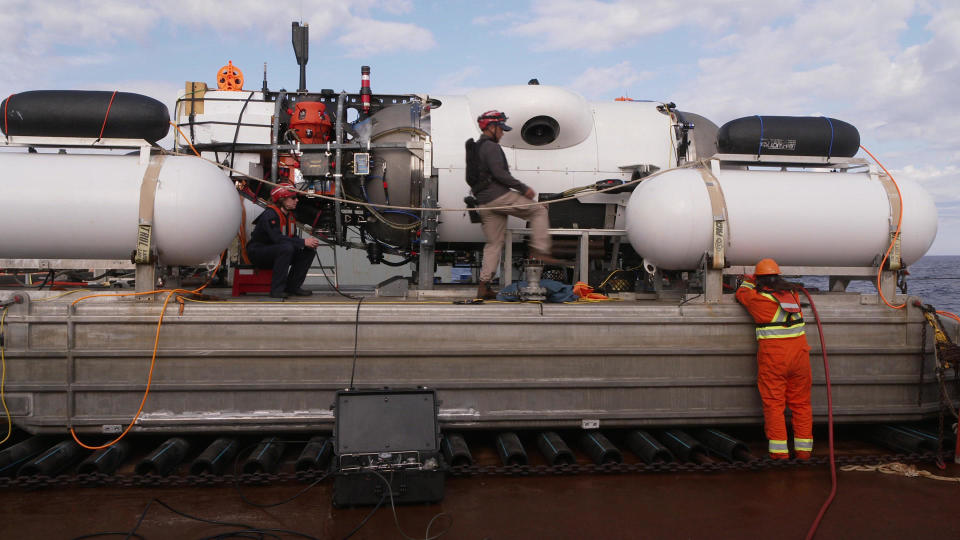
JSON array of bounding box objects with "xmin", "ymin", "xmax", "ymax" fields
[
  {"xmin": 0, "ymin": 152, "xmax": 241, "ymax": 265},
  {"xmin": 625, "ymin": 168, "xmax": 938, "ymax": 270}
]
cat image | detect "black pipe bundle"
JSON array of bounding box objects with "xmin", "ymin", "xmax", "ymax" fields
[
  {"xmin": 579, "ymin": 431, "xmax": 622, "ymax": 465},
  {"xmin": 295, "ymin": 436, "xmax": 333, "ymax": 472},
  {"xmin": 660, "ymin": 430, "xmax": 709, "ymax": 463},
  {"xmin": 78, "ymin": 441, "xmax": 130, "ymax": 475},
  {"xmin": 190, "ymin": 438, "xmax": 238, "ymax": 476},
  {"xmin": 136, "ymin": 437, "xmax": 190, "ymax": 476},
  {"xmin": 19, "ymin": 440, "xmax": 85, "ymax": 476},
  {"xmin": 495, "ymin": 432, "xmax": 528, "ymax": 466},
  {"xmin": 0, "ymin": 437, "xmax": 49, "ymax": 476},
  {"xmin": 243, "ymin": 437, "xmax": 286, "ymax": 474},
  {"xmin": 625, "ymin": 430, "xmax": 673, "ymax": 463},
  {"xmin": 537, "ymin": 432, "xmax": 575, "ymax": 466},
  {"xmin": 441, "ymin": 433, "xmax": 473, "ymax": 467},
  {"xmin": 695, "ymin": 429, "xmax": 753, "ymax": 462}
]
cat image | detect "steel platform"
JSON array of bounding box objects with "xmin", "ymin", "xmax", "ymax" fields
[{"xmin": 0, "ymin": 287, "xmax": 956, "ymax": 434}]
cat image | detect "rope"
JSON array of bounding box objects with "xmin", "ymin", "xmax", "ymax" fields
[
  {"xmin": 840, "ymin": 462, "xmax": 960, "ymax": 482},
  {"xmin": 96, "ymin": 91, "xmax": 118, "ymax": 140},
  {"xmin": 168, "ymin": 148, "xmax": 698, "ymax": 213}
]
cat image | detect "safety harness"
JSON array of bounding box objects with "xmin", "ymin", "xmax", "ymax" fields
[
  {"xmin": 267, "ymin": 204, "xmax": 296, "ymax": 237},
  {"xmin": 740, "ymin": 281, "xmax": 806, "ymax": 340}
]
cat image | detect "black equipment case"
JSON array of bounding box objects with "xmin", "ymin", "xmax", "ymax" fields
[{"xmin": 332, "ymin": 387, "xmax": 445, "ymax": 507}]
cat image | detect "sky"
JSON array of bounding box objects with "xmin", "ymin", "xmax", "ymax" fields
[{"xmin": 2, "ymin": 0, "xmax": 958, "ymax": 254}]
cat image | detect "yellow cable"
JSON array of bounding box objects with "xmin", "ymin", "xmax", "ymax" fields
[
  {"xmin": 33, "ymin": 289, "xmax": 92, "ymax": 302},
  {"xmin": 0, "ymin": 308, "xmax": 11, "ymax": 446}
]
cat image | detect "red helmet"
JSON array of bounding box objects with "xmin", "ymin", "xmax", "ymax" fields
[
  {"xmin": 270, "ymin": 184, "xmax": 297, "ymax": 202},
  {"xmin": 755, "ymin": 258, "xmax": 781, "ymax": 276},
  {"xmin": 477, "ymin": 110, "xmax": 512, "ymax": 131}
]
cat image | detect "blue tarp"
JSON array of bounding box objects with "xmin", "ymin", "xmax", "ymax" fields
[{"xmin": 496, "ymin": 279, "xmax": 578, "ymax": 303}]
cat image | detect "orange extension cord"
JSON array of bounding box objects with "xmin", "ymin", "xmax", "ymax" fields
[{"xmin": 68, "ymin": 256, "xmax": 222, "ymax": 450}]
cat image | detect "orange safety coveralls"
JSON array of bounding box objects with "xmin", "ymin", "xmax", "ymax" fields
[{"xmin": 736, "ymin": 276, "xmax": 813, "ymax": 459}]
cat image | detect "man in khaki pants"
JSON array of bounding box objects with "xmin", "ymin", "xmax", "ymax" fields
[{"xmin": 471, "ymin": 110, "xmax": 558, "ymax": 299}]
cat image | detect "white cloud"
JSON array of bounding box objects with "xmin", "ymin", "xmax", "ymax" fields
[
  {"xmin": 337, "ymin": 18, "xmax": 435, "ymax": 58},
  {"xmin": 432, "ymin": 66, "xmax": 484, "ymax": 95},
  {"xmin": 568, "ymin": 61, "xmax": 651, "ymax": 98},
  {"xmin": 0, "ymin": 0, "xmax": 435, "ymax": 92},
  {"xmin": 507, "ymin": 0, "xmax": 801, "ymax": 52}
]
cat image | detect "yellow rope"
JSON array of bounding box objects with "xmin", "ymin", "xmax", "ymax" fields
[
  {"xmin": 840, "ymin": 462, "xmax": 960, "ymax": 483},
  {"xmin": 0, "ymin": 308, "xmax": 11, "ymax": 445}
]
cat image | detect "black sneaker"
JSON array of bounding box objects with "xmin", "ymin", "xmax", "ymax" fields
[{"xmin": 270, "ymin": 291, "xmax": 290, "ymax": 299}]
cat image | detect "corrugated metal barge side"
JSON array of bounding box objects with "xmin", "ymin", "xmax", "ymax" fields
[{"xmin": 1, "ymin": 291, "xmax": 956, "ymax": 434}]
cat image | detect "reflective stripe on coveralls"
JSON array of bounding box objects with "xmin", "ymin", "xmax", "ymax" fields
[{"xmin": 769, "ymin": 440, "xmax": 789, "ymax": 456}]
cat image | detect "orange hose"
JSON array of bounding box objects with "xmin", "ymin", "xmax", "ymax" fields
[
  {"xmin": 69, "ymin": 289, "xmax": 176, "ymax": 450},
  {"xmin": 936, "ymin": 310, "xmax": 960, "ymax": 325},
  {"xmin": 170, "ymin": 121, "xmax": 201, "ymax": 157},
  {"xmin": 69, "ymin": 256, "xmax": 224, "ymax": 450},
  {"xmin": 859, "ymin": 144, "xmax": 905, "ymax": 310}
]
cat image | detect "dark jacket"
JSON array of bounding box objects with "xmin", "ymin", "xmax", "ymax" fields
[
  {"xmin": 249, "ymin": 207, "xmax": 307, "ymax": 248},
  {"xmin": 473, "ymin": 134, "xmax": 531, "ymax": 205}
]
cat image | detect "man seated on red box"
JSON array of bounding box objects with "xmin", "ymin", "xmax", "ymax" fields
[{"xmin": 246, "ymin": 185, "xmax": 320, "ymax": 298}]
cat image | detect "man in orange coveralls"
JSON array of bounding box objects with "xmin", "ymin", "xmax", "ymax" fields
[{"xmin": 735, "ymin": 258, "xmax": 813, "ymax": 460}]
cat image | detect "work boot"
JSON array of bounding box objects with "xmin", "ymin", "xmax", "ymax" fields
[
  {"xmin": 476, "ymin": 281, "xmax": 497, "ymax": 300},
  {"xmin": 286, "ymin": 288, "xmax": 313, "ymax": 296},
  {"xmin": 795, "ymin": 450, "xmax": 812, "ymax": 461}
]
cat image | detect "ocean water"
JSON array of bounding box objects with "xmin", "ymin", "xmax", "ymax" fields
[{"xmin": 799, "ymin": 255, "xmax": 960, "ymax": 316}]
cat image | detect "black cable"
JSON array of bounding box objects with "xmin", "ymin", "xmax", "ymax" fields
[
  {"xmin": 341, "ymin": 492, "xmax": 387, "ymax": 540},
  {"xmin": 36, "ymin": 270, "xmax": 54, "ymax": 290},
  {"xmin": 229, "ymin": 91, "xmax": 257, "ymax": 174},
  {"xmin": 349, "ymin": 297, "xmax": 365, "ymax": 389},
  {"xmin": 200, "ymin": 529, "xmax": 320, "ymax": 540},
  {"xmin": 124, "ymin": 498, "xmax": 256, "ymax": 540},
  {"xmin": 367, "ymin": 469, "xmax": 452, "ymax": 540},
  {"xmin": 236, "ymin": 470, "xmax": 330, "ymax": 509},
  {"xmin": 313, "ymin": 252, "xmax": 359, "ymax": 300},
  {"xmin": 72, "ymin": 533, "xmax": 145, "ymax": 540}
]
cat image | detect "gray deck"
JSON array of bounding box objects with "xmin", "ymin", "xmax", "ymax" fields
[{"xmin": 0, "ymin": 287, "xmax": 956, "ymax": 434}]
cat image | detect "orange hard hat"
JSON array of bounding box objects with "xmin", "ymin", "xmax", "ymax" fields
[{"xmin": 755, "ymin": 258, "xmax": 781, "ymax": 276}]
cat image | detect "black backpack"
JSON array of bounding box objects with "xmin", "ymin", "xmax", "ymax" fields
[{"xmin": 464, "ymin": 138, "xmax": 493, "ymax": 193}]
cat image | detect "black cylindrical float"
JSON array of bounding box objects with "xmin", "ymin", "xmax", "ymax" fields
[
  {"xmin": 441, "ymin": 433, "xmax": 473, "ymax": 467},
  {"xmin": 579, "ymin": 431, "xmax": 622, "ymax": 465},
  {"xmin": 135, "ymin": 437, "xmax": 190, "ymax": 476},
  {"xmin": 495, "ymin": 432, "xmax": 528, "ymax": 466},
  {"xmin": 537, "ymin": 432, "xmax": 575, "ymax": 466},
  {"xmin": 18, "ymin": 440, "xmax": 85, "ymax": 477},
  {"xmin": 865, "ymin": 425, "xmax": 930, "ymax": 454},
  {"xmin": 190, "ymin": 438, "xmax": 238, "ymax": 476},
  {"xmin": 0, "ymin": 437, "xmax": 49, "ymax": 476},
  {"xmin": 243, "ymin": 437, "xmax": 286, "ymax": 474},
  {"xmin": 893, "ymin": 426, "xmax": 946, "ymax": 451},
  {"xmin": 625, "ymin": 430, "xmax": 673, "ymax": 463},
  {"xmin": 717, "ymin": 115, "xmax": 859, "ymax": 158},
  {"xmin": 78, "ymin": 441, "xmax": 130, "ymax": 475},
  {"xmin": 660, "ymin": 430, "xmax": 709, "ymax": 463},
  {"xmin": 1, "ymin": 90, "xmax": 170, "ymax": 142},
  {"xmin": 695, "ymin": 429, "xmax": 753, "ymax": 462},
  {"xmin": 295, "ymin": 436, "xmax": 333, "ymax": 473}
]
